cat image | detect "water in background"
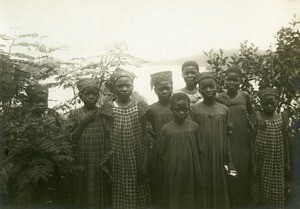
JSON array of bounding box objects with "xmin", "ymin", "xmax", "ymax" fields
[{"xmin": 48, "ymin": 63, "xmax": 206, "ymax": 108}]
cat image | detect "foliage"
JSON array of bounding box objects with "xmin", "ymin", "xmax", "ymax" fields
[
  {"xmin": 0, "ymin": 33, "xmax": 66, "ymax": 118},
  {"xmin": 204, "ymin": 15, "xmax": 300, "ymax": 139},
  {"xmin": 52, "ymin": 43, "xmax": 147, "ymax": 114},
  {"xmin": 1, "ymin": 106, "xmax": 78, "ymax": 207}
]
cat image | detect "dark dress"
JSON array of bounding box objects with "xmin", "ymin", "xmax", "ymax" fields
[
  {"xmin": 191, "ymin": 102, "xmax": 232, "ymax": 209},
  {"xmin": 157, "ymin": 120, "xmax": 206, "ymax": 209},
  {"xmin": 148, "ymin": 102, "xmax": 173, "ymax": 207},
  {"xmin": 66, "ymin": 107, "xmax": 111, "ymax": 209},
  {"xmin": 100, "ymin": 100, "xmax": 151, "ymax": 209},
  {"xmin": 216, "ymin": 91, "xmax": 254, "ymax": 207}
]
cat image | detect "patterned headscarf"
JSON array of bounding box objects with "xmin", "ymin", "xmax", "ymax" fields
[
  {"xmin": 109, "ymin": 69, "xmax": 136, "ymax": 84},
  {"xmin": 76, "ymin": 78, "xmax": 99, "ymax": 93},
  {"xmin": 197, "ymin": 71, "xmax": 218, "ymax": 82},
  {"xmin": 257, "ymin": 88, "xmax": 278, "ymax": 99},
  {"xmin": 25, "ymin": 84, "xmax": 48, "ymax": 98},
  {"xmin": 150, "ymin": 71, "xmax": 173, "ymax": 90}
]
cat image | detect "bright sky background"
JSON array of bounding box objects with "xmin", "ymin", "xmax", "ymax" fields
[
  {"xmin": 1, "ymin": 0, "xmax": 300, "ymax": 61},
  {"xmin": 1, "ymin": 0, "xmax": 300, "ymax": 106}
]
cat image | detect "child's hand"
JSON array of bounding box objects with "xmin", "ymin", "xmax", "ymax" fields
[{"xmin": 81, "ymin": 110, "xmax": 97, "ymax": 125}]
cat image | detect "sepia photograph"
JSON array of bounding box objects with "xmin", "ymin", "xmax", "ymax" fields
[{"xmin": 0, "ymin": 0, "xmax": 300, "ymax": 208}]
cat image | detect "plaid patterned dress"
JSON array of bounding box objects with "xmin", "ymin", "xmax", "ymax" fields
[
  {"xmin": 111, "ymin": 101, "xmax": 151, "ymax": 209},
  {"xmin": 252, "ymin": 114, "xmax": 285, "ymax": 208},
  {"xmin": 66, "ymin": 107, "xmax": 110, "ymax": 209}
]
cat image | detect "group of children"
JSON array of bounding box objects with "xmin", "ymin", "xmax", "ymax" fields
[{"xmin": 21, "ymin": 61, "xmax": 291, "ymax": 209}]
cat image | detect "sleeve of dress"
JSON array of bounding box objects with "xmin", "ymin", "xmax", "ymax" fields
[
  {"xmin": 195, "ymin": 125, "xmax": 204, "ymax": 156},
  {"xmin": 146, "ymin": 109, "xmax": 156, "ymax": 140},
  {"xmin": 245, "ymin": 92, "xmax": 254, "ymax": 115},
  {"xmin": 190, "ymin": 105, "xmax": 196, "ymax": 121},
  {"xmin": 282, "ymin": 111, "xmax": 292, "ymax": 176},
  {"xmin": 225, "ymin": 109, "xmax": 235, "ymax": 170},
  {"xmin": 65, "ymin": 110, "xmax": 79, "ymax": 141}
]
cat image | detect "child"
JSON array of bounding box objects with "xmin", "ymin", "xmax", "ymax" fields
[
  {"xmin": 25, "ymin": 84, "xmax": 62, "ymax": 127},
  {"xmin": 148, "ymin": 71, "xmax": 173, "ymax": 207},
  {"xmin": 100, "ymin": 69, "xmax": 151, "ymax": 209},
  {"xmin": 156, "ymin": 93, "xmax": 206, "ymax": 209},
  {"xmin": 174, "ymin": 61, "xmax": 203, "ymax": 106},
  {"xmin": 216, "ymin": 66, "xmax": 255, "ymax": 207},
  {"xmin": 66, "ymin": 78, "xmax": 111, "ymax": 209},
  {"xmin": 251, "ymin": 88, "xmax": 291, "ymax": 208},
  {"xmin": 191, "ymin": 72, "xmax": 234, "ymax": 209},
  {"xmin": 10, "ymin": 84, "xmax": 69, "ymax": 207}
]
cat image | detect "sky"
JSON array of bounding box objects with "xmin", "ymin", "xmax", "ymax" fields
[
  {"xmin": 1, "ymin": 0, "xmax": 300, "ymax": 105},
  {"xmin": 1, "ymin": 0, "xmax": 300, "ymax": 61}
]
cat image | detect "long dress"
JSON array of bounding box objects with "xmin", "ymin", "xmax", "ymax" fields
[
  {"xmin": 101, "ymin": 100, "xmax": 151, "ymax": 209},
  {"xmin": 251, "ymin": 114, "xmax": 286, "ymax": 208},
  {"xmin": 216, "ymin": 91, "xmax": 254, "ymax": 207},
  {"xmin": 148, "ymin": 102, "xmax": 173, "ymax": 207},
  {"xmin": 66, "ymin": 107, "xmax": 111, "ymax": 209},
  {"xmin": 157, "ymin": 120, "xmax": 206, "ymax": 209},
  {"xmin": 191, "ymin": 102, "xmax": 231, "ymax": 209}
]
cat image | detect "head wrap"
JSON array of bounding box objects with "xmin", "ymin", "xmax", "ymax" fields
[
  {"xmin": 197, "ymin": 71, "xmax": 218, "ymax": 82},
  {"xmin": 226, "ymin": 66, "xmax": 243, "ymax": 78},
  {"xmin": 76, "ymin": 78, "xmax": 99, "ymax": 93},
  {"xmin": 109, "ymin": 69, "xmax": 135, "ymax": 84},
  {"xmin": 150, "ymin": 71, "xmax": 173, "ymax": 90},
  {"xmin": 25, "ymin": 84, "xmax": 48, "ymax": 98},
  {"xmin": 181, "ymin": 61, "xmax": 199, "ymax": 72},
  {"xmin": 257, "ymin": 88, "xmax": 278, "ymax": 99}
]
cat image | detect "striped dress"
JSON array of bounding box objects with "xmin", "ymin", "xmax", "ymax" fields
[
  {"xmin": 110, "ymin": 100, "xmax": 151, "ymax": 209},
  {"xmin": 252, "ymin": 114, "xmax": 286, "ymax": 208}
]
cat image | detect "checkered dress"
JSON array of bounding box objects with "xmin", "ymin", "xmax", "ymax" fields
[
  {"xmin": 111, "ymin": 101, "xmax": 151, "ymax": 209},
  {"xmin": 66, "ymin": 107, "xmax": 109, "ymax": 209},
  {"xmin": 252, "ymin": 114, "xmax": 285, "ymax": 207}
]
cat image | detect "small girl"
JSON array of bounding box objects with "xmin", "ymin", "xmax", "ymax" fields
[
  {"xmin": 66, "ymin": 78, "xmax": 111, "ymax": 209},
  {"xmin": 100, "ymin": 69, "xmax": 151, "ymax": 209},
  {"xmin": 191, "ymin": 72, "xmax": 234, "ymax": 209},
  {"xmin": 252, "ymin": 88, "xmax": 291, "ymax": 208},
  {"xmin": 174, "ymin": 61, "xmax": 203, "ymax": 106},
  {"xmin": 156, "ymin": 93, "xmax": 206, "ymax": 209},
  {"xmin": 148, "ymin": 71, "xmax": 174, "ymax": 207},
  {"xmin": 216, "ymin": 66, "xmax": 255, "ymax": 207}
]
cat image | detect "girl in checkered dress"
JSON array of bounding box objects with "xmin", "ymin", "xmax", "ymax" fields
[
  {"xmin": 66, "ymin": 78, "xmax": 111, "ymax": 209},
  {"xmin": 252, "ymin": 88, "xmax": 291, "ymax": 208},
  {"xmin": 100, "ymin": 69, "xmax": 151, "ymax": 209}
]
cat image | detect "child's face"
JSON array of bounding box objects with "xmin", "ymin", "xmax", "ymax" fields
[
  {"xmin": 154, "ymin": 81, "xmax": 173, "ymax": 101},
  {"xmin": 199, "ymin": 78, "xmax": 217, "ymax": 100},
  {"xmin": 80, "ymin": 87, "xmax": 100, "ymax": 107},
  {"xmin": 261, "ymin": 95, "xmax": 277, "ymax": 115},
  {"xmin": 31, "ymin": 93, "xmax": 48, "ymax": 114},
  {"xmin": 114, "ymin": 76, "xmax": 133, "ymax": 100},
  {"xmin": 225, "ymin": 72, "xmax": 241, "ymax": 91},
  {"xmin": 171, "ymin": 99, "xmax": 189, "ymax": 122},
  {"xmin": 182, "ymin": 66, "xmax": 198, "ymax": 86}
]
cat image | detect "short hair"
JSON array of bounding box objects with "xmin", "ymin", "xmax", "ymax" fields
[
  {"xmin": 170, "ymin": 92, "xmax": 190, "ymax": 107},
  {"xmin": 181, "ymin": 61, "xmax": 199, "ymax": 72},
  {"xmin": 226, "ymin": 66, "xmax": 243, "ymax": 79}
]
